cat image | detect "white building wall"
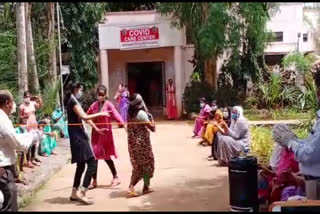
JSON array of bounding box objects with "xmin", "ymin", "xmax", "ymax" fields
[{"xmin": 266, "ymin": 3, "xmax": 315, "ymax": 55}]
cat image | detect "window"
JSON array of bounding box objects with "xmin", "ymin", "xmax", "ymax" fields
[
  {"xmin": 274, "ymin": 32, "xmax": 283, "ymax": 42},
  {"xmin": 303, "ymin": 33, "xmax": 308, "ymax": 42}
]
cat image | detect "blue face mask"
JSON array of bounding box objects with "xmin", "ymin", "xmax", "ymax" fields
[{"xmin": 231, "ymin": 113, "xmax": 238, "ymax": 120}]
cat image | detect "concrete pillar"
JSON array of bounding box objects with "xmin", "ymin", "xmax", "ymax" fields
[
  {"xmin": 174, "ymin": 46, "xmax": 183, "ymax": 118},
  {"xmin": 99, "ymin": 49, "xmax": 109, "ymax": 97}
]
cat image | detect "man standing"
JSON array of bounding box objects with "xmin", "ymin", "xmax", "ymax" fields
[
  {"xmin": 166, "ymin": 79, "xmax": 177, "ymax": 120},
  {"xmin": 0, "ymin": 90, "xmax": 41, "ymax": 211}
]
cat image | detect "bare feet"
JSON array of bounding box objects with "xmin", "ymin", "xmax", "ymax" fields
[
  {"xmin": 26, "ymin": 162, "xmax": 34, "ymax": 168},
  {"xmin": 142, "ymin": 186, "xmax": 154, "ymax": 195},
  {"xmin": 51, "ymin": 151, "xmax": 58, "ymax": 155}
]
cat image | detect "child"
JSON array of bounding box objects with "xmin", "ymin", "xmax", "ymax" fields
[{"xmin": 38, "ymin": 115, "xmax": 58, "ymax": 157}]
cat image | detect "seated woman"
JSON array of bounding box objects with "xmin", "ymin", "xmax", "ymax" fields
[
  {"xmin": 216, "ymin": 106, "xmax": 250, "ymax": 166},
  {"xmin": 200, "ymin": 109, "xmax": 228, "ymax": 147},
  {"xmin": 258, "ymin": 145, "xmax": 305, "ymax": 204},
  {"xmin": 208, "ymin": 107, "xmax": 232, "ymax": 161},
  {"xmin": 38, "ymin": 115, "xmax": 58, "ymax": 157},
  {"xmin": 52, "ymin": 105, "xmax": 69, "ymax": 138},
  {"xmin": 192, "ymin": 97, "xmax": 212, "ymax": 138}
]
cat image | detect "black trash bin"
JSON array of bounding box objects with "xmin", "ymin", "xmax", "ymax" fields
[{"xmin": 228, "ymin": 155, "xmax": 258, "ymax": 212}]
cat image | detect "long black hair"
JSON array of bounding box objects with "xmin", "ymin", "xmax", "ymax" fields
[{"xmin": 63, "ymin": 81, "xmax": 83, "ymax": 106}]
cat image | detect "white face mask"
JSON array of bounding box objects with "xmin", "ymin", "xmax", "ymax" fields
[
  {"xmin": 223, "ymin": 112, "xmax": 229, "ymax": 118},
  {"xmin": 11, "ymin": 102, "xmax": 17, "ymax": 114},
  {"xmin": 200, "ymin": 103, "xmax": 205, "ymax": 108},
  {"xmin": 24, "ymin": 98, "xmax": 30, "ymax": 104},
  {"xmin": 211, "ymin": 105, "xmax": 217, "ymax": 111},
  {"xmin": 75, "ymin": 91, "xmax": 83, "ymax": 99}
]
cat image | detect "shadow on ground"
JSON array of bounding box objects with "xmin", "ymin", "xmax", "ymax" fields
[{"xmin": 111, "ymin": 175, "xmax": 230, "ymax": 211}]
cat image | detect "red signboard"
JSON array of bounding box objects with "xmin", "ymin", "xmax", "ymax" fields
[{"xmin": 120, "ymin": 25, "xmax": 160, "ymax": 49}]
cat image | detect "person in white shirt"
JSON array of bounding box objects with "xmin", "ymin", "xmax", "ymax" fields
[{"xmin": 0, "ymin": 90, "xmax": 41, "ymax": 211}]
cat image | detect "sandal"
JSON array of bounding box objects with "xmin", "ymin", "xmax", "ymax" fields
[
  {"xmin": 127, "ymin": 190, "xmax": 139, "ymax": 197},
  {"xmin": 78, "ymin": 196, "xmax": 94, "ymax": 205},
  {"xmin": 111, "ymin": 178, "xmax": 121, "ymax": 187},
  {"xmin": 208, "ymin": 157, "xmax": 214, "ymax": 161}
]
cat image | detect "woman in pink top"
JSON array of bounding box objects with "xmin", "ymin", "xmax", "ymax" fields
[
  {"xmin": 19, "ymin": 91, "xmax": 43, "ymax": 168},
  {"xmin": 87, "ymin": 85, "xmax": 125, "ymax": 188}
]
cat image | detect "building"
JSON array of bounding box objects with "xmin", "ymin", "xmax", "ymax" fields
[
  {"xmin": 265, "ymin": 3, "xmax": 317, "ymax": 65},
  {"xmin": 98, "ymin": 10, "xmax": 194, "ymax": 118},
  {"xmin": 98, "ymin": 4, "xmax": 319, "ymax": 118}
]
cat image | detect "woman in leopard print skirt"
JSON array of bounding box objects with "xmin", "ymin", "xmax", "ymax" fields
[{"xmin": 127, "ymin": 93, "xmax": 155, "ymax": 197}]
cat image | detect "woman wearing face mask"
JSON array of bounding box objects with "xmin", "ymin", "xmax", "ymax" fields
[
  {"xmin": 52, "ymin": 105, "xmax": 69, "ymax": 138},
  {"xmin": 86, "ymin": 85, "xmax": 125, "ymax": 189},
  {"xmin": 19, "ymin": 91, "xmax": 43, "ymax": 168},
  {"xmin": 208, "ymin": 107, "xmax": 232, "ymax": 161},
  {"xmin": 192, "ymin": 97, "xmax": 212, "ymax": 138},
  {"xmin": 38, "ymin": 115, "xmax": 58, "ymax": 157},
  {"xmin": 65, "ymin": 82, "xmax": 109, "ymax": 205},
  {"xmin": 200, "ymin": 109, "xmax": 227, "ymax": 147},
  {"xmin": 216, "ymin": 106, "xmax": 250, "ymax": 166}
]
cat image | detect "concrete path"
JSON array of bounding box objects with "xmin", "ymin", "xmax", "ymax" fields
[{"xmin": 22, "ymin": 122, "xmax": 230, "ymax": 211}]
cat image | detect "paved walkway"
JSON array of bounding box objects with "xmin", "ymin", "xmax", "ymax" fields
[{"xmin": 22, "ymin": 123, "xmax": 230, "ymax": 211}]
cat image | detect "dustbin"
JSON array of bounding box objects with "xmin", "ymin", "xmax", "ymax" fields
[{"xmin": 228, "ymin": 155, "xmax": 258, "ymax": 212}]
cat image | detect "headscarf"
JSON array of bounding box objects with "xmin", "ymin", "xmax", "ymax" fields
[
  {"xmin": 233, "ymin": 106, "xmax": 245, "ymax": 121},
  {"xmin": 230, "ymin": 106, "xmax": 246, "ymax": 129}
]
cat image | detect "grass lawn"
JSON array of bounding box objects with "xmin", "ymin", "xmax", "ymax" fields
[{"xmin": 244, "ymin": 109, "xmax": 312, "ymax": 121}]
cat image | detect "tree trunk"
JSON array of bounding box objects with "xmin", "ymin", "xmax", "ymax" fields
[
  {"xmin": 16, "ymin": 3, "xmax": 28, "ymax": 98},
  {"xmin": 47, "ymin": 2, "xmax": 57, "ymax": 83},
  {"xmin": 25, "ymin": 3, "xmax": 40, "ymax": 94},
  {"xmin": 204, "ymin": 56, "xmax": 218, "ymax": 90}
]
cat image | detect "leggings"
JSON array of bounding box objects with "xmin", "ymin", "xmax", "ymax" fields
[
  {"xmin": 72, "ymin": 157, "xmax": 97, "ymax": 190},
  {"xmin": 92, "ymin": 159, "xmax": 117, "ymax": 180}
]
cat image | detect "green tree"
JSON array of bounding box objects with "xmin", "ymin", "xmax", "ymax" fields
[
  {"xmin": 158, "ymin": 3, "xmax": 230, "ymax": 89},
  {"xmin": 60, "ymin": 3, "xmax": 107, "ymax": 88},
  {"xmin": 159, "ymin": 3, "xmax": 277, "ymax": 95}
]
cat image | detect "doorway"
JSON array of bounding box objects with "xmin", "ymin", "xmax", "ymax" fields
[{"xmin": 127, "ymin": 62, "xmax": 164, "ymax": 108}]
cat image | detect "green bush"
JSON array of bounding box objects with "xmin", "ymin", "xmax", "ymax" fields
[
  {"xmin": 183, "ymin": 80, "xmax": 240, "ymax": 114},
  {"xmin": 250, "ymin": 126, "xmax": 310, "ymax": 164},
  {"xmin": 183, "ymin": 81, "xmax": 216, "ymax": 114}
]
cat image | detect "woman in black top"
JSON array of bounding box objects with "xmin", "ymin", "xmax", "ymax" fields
[{"xmin": 65, "ymin": 82, "xmax": 109, "ymax": 205}]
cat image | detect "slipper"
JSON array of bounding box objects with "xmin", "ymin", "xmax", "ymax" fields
[
  {"xmin": 127, "ymin": 190, "xmax": 139, "ymax": 197},
  {"xmin": 70, "ymin": 196, "xmax": 79, "ymax": 201},
  {"xmin": 78, "ymin": 196, "xmax": 94, "ymax": 205},
  {"xmin": 110, "ymin": 179, "xmax": 121, "ymax": 187}
]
